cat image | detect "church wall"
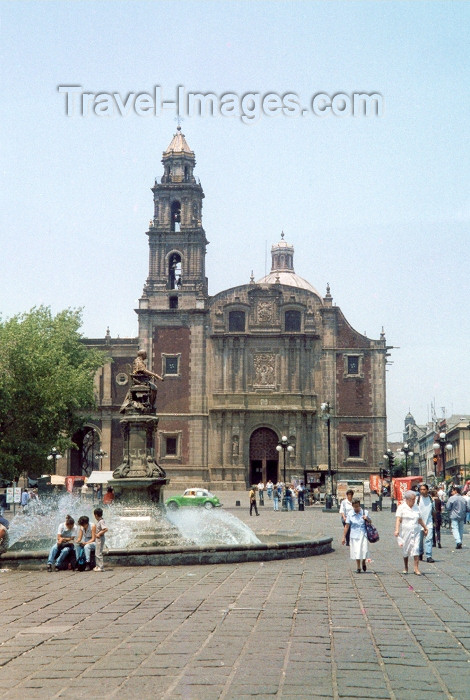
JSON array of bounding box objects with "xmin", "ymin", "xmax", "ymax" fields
[
  {"xmin": 152, "ymin": 326, "xmax": 190, "ymax": 413},
  {"xmin": 76, "ymin": 338, "xmax": 139, "ymax": 475},
  {"xmin": 335, "ymin": 352, "xmax": 372, "ymax": 416}
]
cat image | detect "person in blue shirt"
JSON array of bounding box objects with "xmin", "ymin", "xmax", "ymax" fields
[{"xmin": 446, "ymin": 486, "xmax": 468, "ymax": 549}]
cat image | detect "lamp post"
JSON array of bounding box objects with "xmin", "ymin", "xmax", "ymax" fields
[
  {"xmin": 47, "ymin": 446, "xmax": 63, "ymax": 473},
  {"xmin": 401, "ymin": 442, "xmax": 414, "ymax": 475},
  {"xmin": 383, "ymin": 448, "xmax": 396, "ymax": 511},
  {"xmin": 321, "ymin": 402, "xmax": 335, "ymax": 509},
  {"xmin": 378, "ymin": 460, "xmax": 384, "ymax": 509},
  {"xmin": 276, "ymin": 436, "xmax": 294, "ymax": 511},
  {"xmin": 433, "ymin": 432, "xmax": 452, "ymax": 483},
  {"xmin": 96, "ymin": 449, "xmax": 107, "ymax": 470}
]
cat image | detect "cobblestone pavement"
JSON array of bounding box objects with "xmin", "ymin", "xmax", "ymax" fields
[{"xmin": 0, "ymin": 494, "xmax": 469, "ymax": 699}]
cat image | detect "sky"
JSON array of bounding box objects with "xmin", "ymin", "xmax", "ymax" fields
[{"xmin": 1, "ymin": 1, "xmax": 469, "ymax": 438}]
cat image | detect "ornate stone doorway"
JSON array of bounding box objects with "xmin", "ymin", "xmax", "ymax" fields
[{"xmin": 249, "ymin": 428, "xmax": 279, "ymax": 485}]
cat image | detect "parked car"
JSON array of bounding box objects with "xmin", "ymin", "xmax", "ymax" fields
[{"xmin": 165, "ymin": 488, "xmax": 222, "ymax": 510}]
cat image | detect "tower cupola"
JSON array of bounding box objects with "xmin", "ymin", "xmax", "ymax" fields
[
  {"xmin": 257, "ymin": 232, "xmax": 321, "ymax": 297},
  {"xmin": 270, "ymin": 231, "xmax": 294, "ymax": 272},
  {"xmin": 161, "ymin": 126, "xmax": 196, "ymax": 184}
]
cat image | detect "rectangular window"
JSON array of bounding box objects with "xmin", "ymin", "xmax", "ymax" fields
[
  {"xmin": 347, "ymin": 356, "xmax": 359, "ymax": 374},
  {"xmin": 165, "ymin": 437, "xmax": 177, "ymax": 456},
  {"xmin": 165, "ymin": 356, "xmax": 179, "ymax": 375},
  {"xmin": 169, "ymin": 296, "xmax": 178, "ymax": 309},
  {"xmin": 285, "ymin": 310, "xmax": 301, "ymax": 332},
  {"xmin": 229, "ymin": 310, "xmax": 245, "ymax": 332},
  {"xmin": 347, "ymin": 437, "xmax": 361, "ymax": 458}
]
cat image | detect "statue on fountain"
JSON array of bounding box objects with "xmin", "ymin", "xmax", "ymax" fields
[
  {"xmin": 120, "ymin": 350, "xmax": 164, "ymax": 415},
  {"xmin": 112, "ymin": 349, "xmax": 168, "ymax": 493}
]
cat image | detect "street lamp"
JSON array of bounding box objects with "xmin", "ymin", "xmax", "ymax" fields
[
  {"xmin": 47, "ymin": 446, "xmax": 63, "ymax": 472},
  {"xmin": 383, "ymin": 448, "xmax": 396, "ymax": 511},
  {"xmin": 276, "ymin": 436, "xmax": 294, "ymax": 511},
  {"xmin": 400, "ymin": 443, "xmax": 414, "ymax": 475},
  {"xmin": 432, "ymin": 432, "xmax": 452, "ymax": 482},
  {"xmin": 96, "ymin": 449, "xmax": 107, "ymax": 470},
  {"xmin": 321, "ymin": 402, "xmax": 335, "ymax": 509}
]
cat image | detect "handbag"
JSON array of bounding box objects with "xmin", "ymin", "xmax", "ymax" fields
[{"xmin": 365, "ymin": 520, "xmax": 380, "ymax": 543}]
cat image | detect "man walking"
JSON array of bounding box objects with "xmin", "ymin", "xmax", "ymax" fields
[
  {"xmin": 446, "ymin": 486, "xmax": 467, "ymax": 549},
  {"xmin": 249, "ymin": 486, "xmax": 259, "ymax": 516},
  {"xmin": 417, "ymin": 483, "xmax": 435, "ymax": 562}
]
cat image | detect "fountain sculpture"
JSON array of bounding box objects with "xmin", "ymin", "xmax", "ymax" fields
[{"xmin": 1, "ymin": 351, "xmax": 333, "ymax": 567}]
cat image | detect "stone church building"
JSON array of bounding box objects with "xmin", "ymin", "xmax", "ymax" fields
[{"xmin": 72, "ymin": 128, "xmax": 388, "ymax": 490}]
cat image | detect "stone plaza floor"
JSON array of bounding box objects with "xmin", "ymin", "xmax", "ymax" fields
[{"xmin": 0, "ymin": 493, "xmax": 469, "ymax": 699}]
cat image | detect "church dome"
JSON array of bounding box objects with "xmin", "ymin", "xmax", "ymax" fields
[{"xmin": 256, "ymin": 233, "xmax": 321, "ymax": 297}]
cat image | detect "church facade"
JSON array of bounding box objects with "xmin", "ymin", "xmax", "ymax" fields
[{"xmin": 74, "ymin": 129, "xmax": 388, "ymax": 490}]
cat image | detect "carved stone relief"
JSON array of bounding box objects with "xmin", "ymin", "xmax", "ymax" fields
[
  {"xmin": 253, "ymin": 353, "xmax": 276, "ymax": 387},
  {"xmin": 257, "ymin": 301, "xmax": 274, "ymax": 324}
]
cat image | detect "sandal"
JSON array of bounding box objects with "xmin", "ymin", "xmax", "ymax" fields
[
  {"xmin": 414, "ymin": 571, "xmax": 422, "ymax": 576},
  {"xmin": 402, "ymin": 570, "xmax": 408, "ymax": 574}
]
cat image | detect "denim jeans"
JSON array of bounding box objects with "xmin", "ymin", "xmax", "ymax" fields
[
  {"xmin": 451, "ymin": 518, "xmax": 464, "ymax": 545},
  {"xmin": 419, "ymin": 526, "xmax": 433, "ymax": 557},
  {"xmin": 273, "ymin": 496, "xmax": 279, "ymax": 511},
  {"xmin": 47, "ymin": 543, "xmax": 73, "ymax": 567},
  {"xmin": 74, "ymin": 543, "xmax": 96, "ymax": 563},
  {"xmin": 286, "ymin": 496, "xmax": 294, "ymax": 511}
]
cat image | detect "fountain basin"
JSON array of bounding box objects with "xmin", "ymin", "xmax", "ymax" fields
[{"xmin": 0, "ymin": 535, "xmax": 333, "ymax": 569}]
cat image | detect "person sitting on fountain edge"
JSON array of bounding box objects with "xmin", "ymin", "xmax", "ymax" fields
[
  {"xmin": 75, "ymin": 515, "xmax": 96, "ymax": 571},
  {"xmin": 47, "ymin": 515, "xmax": 77, "ymax": 572}
]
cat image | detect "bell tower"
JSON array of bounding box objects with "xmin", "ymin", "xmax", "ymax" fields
[
  {"xmin": 136, "ymin": 129, "xmax": 210, "ymax": 477},
  {"xmin": 141, "ymin": 126, "xmax": 208, "ymax": 309}
]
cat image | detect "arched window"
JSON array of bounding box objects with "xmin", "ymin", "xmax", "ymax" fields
[
  {"xmin": 171, "ymin": 201, "xmax": 181, "ymax": 232},
  {"xmin": 284, "ymin": 310, "xmax": 301, "ymax": 332},
  {"xmin": 229, "ymin": 310, "xmax": 245, "ymax": 332},
  {"xmin": 168, "ymin": 253, "xmax": 182, "ymax": 289}
]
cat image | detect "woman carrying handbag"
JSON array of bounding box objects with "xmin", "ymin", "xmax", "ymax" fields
[{"xmin": 342, "ymin": 497, "xmax": 371, "ymax": 573}]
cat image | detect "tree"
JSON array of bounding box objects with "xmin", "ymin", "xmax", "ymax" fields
[
  {"xmin": 0, "ymin": 307, "xmax": 106, "ymax": 480},
  {"xmin": 393, "ymin": 458, "xmax": 407, "ymax": 478}
]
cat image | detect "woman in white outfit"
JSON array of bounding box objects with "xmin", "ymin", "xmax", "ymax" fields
[
  {"xmin": 394, "ymin": 490, "xmax": 428, "ymax": 575},
  {"xmin": 342, "ymin": 497, "xmax": 370, "ymax": 573}
]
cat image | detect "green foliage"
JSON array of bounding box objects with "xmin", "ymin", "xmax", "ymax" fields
[
  {"xmin": 0, "ymin": 307, "xmax": 106, "ymax": 480},
  {"xmin": 393, "ymin": 458, "xmax": 407, "ymax": 478}
]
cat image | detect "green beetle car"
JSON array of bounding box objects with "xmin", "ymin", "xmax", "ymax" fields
[{"xmin": 165, "ymin": 488, "xmax": 222, "ymax": 511}]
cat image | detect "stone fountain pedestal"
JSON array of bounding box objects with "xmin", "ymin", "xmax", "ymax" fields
[{"xmin": 108, "ymin": 381, "xmax": 182, "ymax": 546}]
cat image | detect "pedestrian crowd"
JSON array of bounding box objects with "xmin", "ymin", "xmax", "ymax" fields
[
  {"xmin": 250, "ymin": 481, "xmax": 306, "ymax": 514},
  {"xmin": 338, "ymin": 482, "xmax": 469, "ymax": 575}
]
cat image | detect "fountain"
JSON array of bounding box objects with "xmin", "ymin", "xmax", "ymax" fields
[{"xmin": 0, "ymin": 351, "xmax": 333, "ymax": 568}]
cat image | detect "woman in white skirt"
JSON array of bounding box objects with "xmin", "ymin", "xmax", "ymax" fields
[
  {"xmin": 395, "ymin": 490, "xmax": 428, "ymax": 575},
  {"xmin": 342, "ymin": 497, "xmax": 370, "ymax": 573}
]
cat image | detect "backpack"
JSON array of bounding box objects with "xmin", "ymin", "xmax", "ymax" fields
[{"xmin": 76, "ymin": 546, "xmax": 87, "ymax": 571}]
